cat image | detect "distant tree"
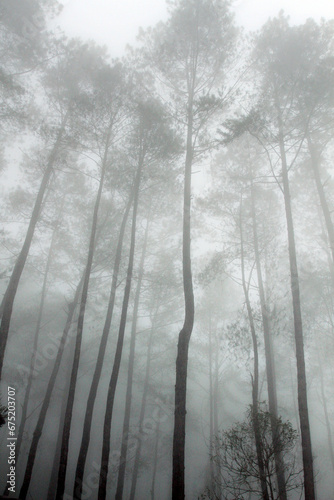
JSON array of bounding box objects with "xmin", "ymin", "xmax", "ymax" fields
[
  {"xmin": 2, "ymin": 206, "xmax": 61, "ymax": 497},
  {"xmin": 0, "ymin": 0, "xmax": 61, "ymax": 134},
  {"xmin": 219, "ymin": 135, "xmax": 288, "ymax": 499},
  {"xmin": 19, "ymin": 273, "xmax": 83, "ymax": 499},
  {"xmin": 0, "ymin": 109, "xmax": 67, "ymax": 378},
  {"xmin": 295, "ymin": 20, "xmax": 334, "ymax": 271},
  {"xmin": 239, "ymin": 198, "xmax": 269, "ymax": 500},
  {"xmin": 220, "ymin": 16, "xmax": 319, "ymax": 497},
  {"xmin": 0, "ymin": 40, "xmax": 106, "ymax": 379},
  {"xmin": 252, "ymin": 18, "xmax": 317, "ymax": 498},
  {"xmin": 200, "ymin": 140, "xmax": 283, "ymax": 499}
]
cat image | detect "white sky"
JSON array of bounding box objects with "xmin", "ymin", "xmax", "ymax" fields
[{"xmin": 56, "ymin": 0, "xmax": 334, "ymax": 58}]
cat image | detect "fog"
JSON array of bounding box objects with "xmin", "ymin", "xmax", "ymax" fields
[{"xmin": 0, "ymin": 1, "xmax": 333, "ymax": 500}]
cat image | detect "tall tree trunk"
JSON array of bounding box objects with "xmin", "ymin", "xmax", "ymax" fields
[
  {"xmin": 316, "ymin": 206, "xmax": 334, "ymax": 289},
  {"xmin": 73, "ymin": 189, "xmax": 134, "ymax": 499},
  {"xmin": 129, "ymin": 310, "xmax": 158, "ymax": 500},
  {"xmin": 208, "ymin": 321, "xmax": 222, "ymax": 499},
  {"xmin": 55, "ymin": 129, "xmax": 110, "ymax": 500},
  {"xmin": 46, "ymin": 356, "xmax": 73, "ymax": 500},
  {"xmin": 98, "ymin": 160, "xmax": 142, "ymax": 500},
  {"xmin": 19, "ymin": 230, "xmax": 56, "ymax": 453},
  {"xmin": 250, "ymin": 181, "xmax": 287, "ymax": 500},
  {"xmin": 317, "ymin": 349, "xmax": 334, "ymax": 472},
  {"xmin": 288, "ymin": 356, "xmax": 301, "ymax": 436},
  {"xmin": 212, "ymin": 332, "xmax": 222, "ymax": 500},
  {"xmin": 239, "ymin": 203, "xmax": 270, "ymax": 500},
  {"xmin": 115, "ymin": 214, "xmax": 150, "ymax": 500},
  {"xmin": 277, "ymin": 104, "xmax": 316, "ymax": 499},
  {"xmin": 3, "ymin": 223, "xmax": 58, "ymax": 496},
  {"xmin": 172, "ymin": 99, "xmax": 195, "ymax": 500},
  {"xmin": 208, "ymin": 316, "xmax": 214, "ymax": 488},
  {"xmin": 19, "ymin": 274, "xmax": 83, "ymax": 499},
  {"xmin": 213, "ymin": 334, "xmax": 219, "ymax": 440},
  {"xmin": 307, "ymin": 134, "xmax": 334, "ymax": 266},
  {"xmin": 0, "ymin": 114, "xmax": 68, "ymax": 379},
  {"xmin": 150, "ymin": 417, "xmax": 161, "ymax": 500}
]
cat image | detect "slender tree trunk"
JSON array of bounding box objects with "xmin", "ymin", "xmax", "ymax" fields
[
  {"xmin": 55, "ymin": 130, "xmax": 110, "ymax": 499},
  {"xmin": 73, "ymin": 189, "xmax": 134, "ymax": 499},
  {"xmin": 98, "ymin": 159, "xmax": 142, "ymax": 500},
  {"xmin": 288, "ymin": 356, "xmax": 300, "ymax": 435},
  {"xmin": 207, "ymin": 324, "xmax": 222, "ymax": 499},
  {"xmin": 129, "ymin": 311, "xmax": 158, "ymax": 500},
  {"xmin": 46, "ymin": 360, "xmax": 73, "ymax": 500},
  {"xmin": 115, "ymin": 214, "xmax": 150, "ymax": 500},
  {"xmin": 150, "ymin": 417, "xmax": 161, "ymax": 500},
  {"xmin": 317, "ymin": 349, "xmax": 334, "ymax": 472},
  {"xmin": 212, "ymin": 333, "xmax": 222, "ymax": 500},
  {"xmin": 277, "ymin": 104, "xmax": 315, "ymax": 499},
  {"xmin": 250, "ymin": 181, "xmax": 287, "ymax": 500},
  {"xmin": 3, "ymin": 224, "xmax": 58, "ymax": 495},
  {"xmin": 0, "ymin": 292, "xmax": 5, "ymax": 319},
  {"xmin": 0, "ymin": 114, "xmax": 68, "ymax": 379},
  {"xmin": 213, "ymin": 335, "xmax": 219, "ymax": 440},
  {"xmin": 307, "ymin": 134, "xmax": 334, "ymax": 266},
  {"xmin": 19, "ymin": 274, "xmax": 83, "ymax": 499},
  {"xmin": 21, "ymin": 217, "xmax": 61, "ymax": 457},
  {"xmin": 239, "ymin": 203, "xmax": 270, "ymax": 500},
  {"xmin": 208, "ymin": 317, "xmax": 214, "ymax": 487},
  {"xmin": 172, "ymin": 99, "xmax": 195, "ymax": 500},
  {"xmin": 316, "ymin": 206, "xmax": 334, "ymax": 289}
]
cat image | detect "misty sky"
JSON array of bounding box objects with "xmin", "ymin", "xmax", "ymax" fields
[{"xmin": 56, "ymin": 0, "xmax": 334, "ymax": 58}]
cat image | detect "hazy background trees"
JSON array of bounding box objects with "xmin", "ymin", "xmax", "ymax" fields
[{"xmin": 0, "ymin": 1, "xmax": 333, "ymax": 499}]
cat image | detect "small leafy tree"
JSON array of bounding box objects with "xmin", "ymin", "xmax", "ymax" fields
[{"xmin": 204, "ymin": 406, "xmax": 302, "ymax": 500}]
